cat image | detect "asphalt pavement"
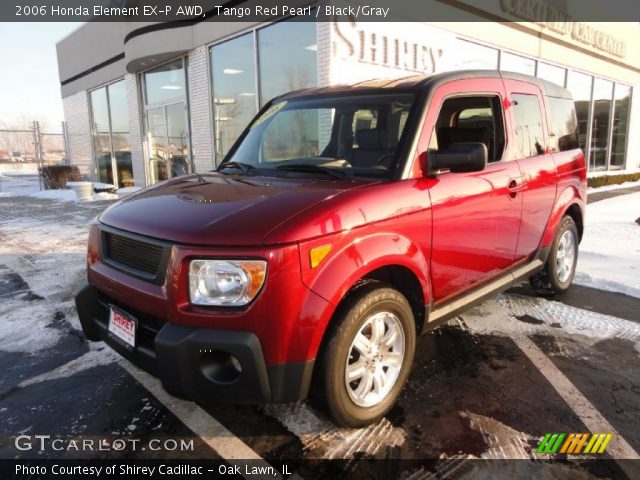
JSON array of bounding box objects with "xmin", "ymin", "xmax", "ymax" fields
[{"xmin": 0, "ymin": 189, "xmax": 639, "ymax": 479}]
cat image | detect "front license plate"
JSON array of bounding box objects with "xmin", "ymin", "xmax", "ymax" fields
[{"xmin": 108, "ymin": 306, "xmax": 137, "ymax": 348}]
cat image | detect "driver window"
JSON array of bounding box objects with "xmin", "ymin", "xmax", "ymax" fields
[{"xmin": 429, "ymin": 95, "xmax": 505, "ymax": 162}]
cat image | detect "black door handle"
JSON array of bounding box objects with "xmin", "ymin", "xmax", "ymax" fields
[{"xmin": 508, "ymin": 178, "xmax": 524, "ymax": 198}]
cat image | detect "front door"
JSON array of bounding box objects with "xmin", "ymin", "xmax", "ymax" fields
[{"xmin": 421, "ymin": 79, "xmax": 524, "ymax": 302}]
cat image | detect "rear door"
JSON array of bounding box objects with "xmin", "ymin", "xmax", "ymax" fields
[
  {"xmin": 422, "ymin": 78, "xmax": 524, "ymax": 302},
  {"xmin": 502, "ymin": 79, "xmax": 557, "ymax": 259}
]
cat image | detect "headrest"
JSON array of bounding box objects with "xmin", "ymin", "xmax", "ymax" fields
[
  {"xmin": 355, "ymin": 129, "xmax": 384, "ymax": 151},
  {"xmin": 437, "ymin": 127, "xmax": 489, "ymax": 150}
]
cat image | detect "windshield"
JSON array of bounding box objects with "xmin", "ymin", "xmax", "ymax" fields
[{"xmin": 221, "ymin": 93, "xmax": 416, "ymax": 179}]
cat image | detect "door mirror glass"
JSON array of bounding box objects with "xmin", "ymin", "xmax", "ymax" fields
[{"xmin": 428, "ymin": 142, "xmax": 488, "ymax": 174}]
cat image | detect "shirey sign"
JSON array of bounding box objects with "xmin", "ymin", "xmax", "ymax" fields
[{"xmin": 329, "ymin": 21, "xmax": 456, "ymax": 84}]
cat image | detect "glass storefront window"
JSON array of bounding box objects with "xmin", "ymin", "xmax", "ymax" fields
[
  {"xmin": 566, "ymin": 71, "xmax": 593, "ymax": 157},
  {"xmin": 89, "ymin": 88, "xmax": 112, "ymax": 184},
  {"xmin": 89, "ymin": 79, "xmax": 133, "ymax": 187},
  {"xmin": 257, "ymin": 20, "xmax": 317, "ymax": 106},
  {"xmin": 211, "ymin": 33, "xmax": 257, "ymax": 159},
  {"xmin": 107, "ymin": 81, "xmax": 133, "ymax": 187},
  {"xmin": 166, "ymin": 103, "xmax": 190, "ymax": 177},
  {"xmin": 500, "ymin": 52, "xmax": 536, "ymax": 76},
  {"xmin": 211, "ymin": 21, "xmax": 318, "ymax": 160},
  {"xmin": 453, "ymin": 40, "xmax": 499, "ymax": 70},
  {"xmin": 147, "ymin": 107, "xmax": 168, "ymax": 182},
  {"xmin": 143, "ymin": 58, "xmax": 191, "ymax": 184},
  {"xmin": 537, "ymin": 62, "xmax": 566, "ymax": 87},
  {"xmin": 90, "ymin": 88, "xmax": 110, "ymax": 132},
  {"xmin": 590, "ymin": 78, "xmax": 613, "ymax": 171},
  {"xmin": 144, "ymin": 59, "xmax": 186, "ymax": 105},
  {"xmin": 610, "ymin": 84, "xmax": 631, "ymax": 170}
]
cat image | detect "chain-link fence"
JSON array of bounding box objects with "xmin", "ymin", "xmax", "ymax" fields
[{"xmin": 0, "ymin": 121, "xmax": 70, "ymax": 189}]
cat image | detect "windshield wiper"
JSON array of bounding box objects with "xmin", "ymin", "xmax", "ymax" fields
[
  {"xmin": 276, "ymin": 164, "xmax": 351, "ymax": 181},
  {"xmin": 218, "ymin": 161, "xmax": 255, "ymax": 174},
  {"xmin": 192, "ymin": 171, "xmax": 208, "ymax": 182}
]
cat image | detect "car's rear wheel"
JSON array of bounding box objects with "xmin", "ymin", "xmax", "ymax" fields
[
  {"xmin": 317, "ymin": 285, "xmax": 416, "ymax": 427},
  {"xmin": 530, "ymin": 215, "xmax": 579, "ymax": 296}
]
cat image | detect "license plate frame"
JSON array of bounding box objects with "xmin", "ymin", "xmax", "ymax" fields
[{"xmin": 108, "ymin": 305, "xmax": 137, "ymax": 349}]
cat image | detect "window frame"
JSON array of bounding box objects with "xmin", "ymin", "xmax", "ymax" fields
[
  {"xmin": 87, "ymin": 77, "xmax": 131, "ymax": 188},
  {"xmin": 429, "ymin": 92, "xmax": 509, "ymax": 164},
  {"xmin": 208, "ymin": 18, "xmax": 318, "ymax": 163},
  {"xmin": 610, "ymin": 83, "xmax": 633, "ymax": 170},
  {"xmin": 510, "ymin": 92, "xmax": 548, "ymax": 158},
  {"xmin": 139, "ymin": 56, "xmax": 193, "ymax": 185},
  {"xmin": 454, "ymin": 32, "xmax": 633, "ymax": 172}
]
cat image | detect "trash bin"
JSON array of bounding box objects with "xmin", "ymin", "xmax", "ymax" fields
[{"xmin": 67, "ymin": 181, "xmax": 94, "ymax": 201}]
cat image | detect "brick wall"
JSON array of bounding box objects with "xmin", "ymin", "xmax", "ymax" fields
[
  {"xmin": 62, "ymin": 91, "xmax": 94, "ymax": 179},
  {"xmin": 317, "ymin": 22, "xmax": 331, "ymax": 88},
  {"xmin": 316, "ymin": 23, "xmax": 333, "ymax": 147},
  {"xmin": 188, "ymin": 46, "xmax": 216, "ymax": 171},
  {"xmin": 126, "ymin": 73, "xmax": 146, "ymax": 186}
]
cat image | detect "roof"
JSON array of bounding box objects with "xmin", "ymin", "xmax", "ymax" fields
[{"xmin": 278, "ymin": 69, "xmax": 572, "ymax": 101}]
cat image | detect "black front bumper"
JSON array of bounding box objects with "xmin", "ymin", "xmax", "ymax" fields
[{"xmin": 75, "ymin": 283, "xmax": 313, "ymax": 404}]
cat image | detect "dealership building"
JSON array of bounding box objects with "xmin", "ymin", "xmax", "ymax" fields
[{"xmin": 56, "ymin": 2, "xmax": 640, "ymax": 188}]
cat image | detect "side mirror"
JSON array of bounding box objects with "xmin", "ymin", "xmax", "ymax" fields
[{"xmin": 429, "ymin": 142, "xmax": 488, "ymax": 174}]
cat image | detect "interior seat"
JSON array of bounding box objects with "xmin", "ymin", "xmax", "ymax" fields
[
  {"xmin": 352, "ymin": 129, "xmax": 392, "ymax": 168},
  {"xmin": 437, "ymin": 126, "xmax": 493, "ymax": 160}
]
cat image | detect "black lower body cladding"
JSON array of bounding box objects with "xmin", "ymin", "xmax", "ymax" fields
[{"xmin": 74, "ymin": 283, "xmax": 314, "ymax": 403}]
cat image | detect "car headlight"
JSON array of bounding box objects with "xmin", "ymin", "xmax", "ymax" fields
[{"xmin": 189, "ymin": 259, "xmax": 267, "ymax": 306}]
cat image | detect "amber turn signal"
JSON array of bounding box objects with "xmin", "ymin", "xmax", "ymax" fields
[{"xmin": 309, "ymin": 244, "xmax": 332, "ymax": 269}]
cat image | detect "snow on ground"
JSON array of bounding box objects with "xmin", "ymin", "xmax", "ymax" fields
[
  {"xmin": 0, "ymin": 167, "xmax": 41, "ymax": 197},
  {"xmin": 461, "ymin": 294, "xmax": 640, "ymax": 345},
  {"xmin": 0, "ymin": 194, "xmax": 118, "ymax": 387},
  {"xmin": 117, "ymin": 186, "xmax": 143, "ymax": 197},
  {"xmin": 575, "ymin": 191, "xmax": 640, "ymax": 298},
  {"xmin": 28, "ymin": 189, "xmax": 77, "ymax": 202},
  {"xmin": 18, "ymin": 343, "xmax": 119, "ymax": 388},
  {"xmin": 264, "ymin": 403, "xmax": 405, "ymax": 459},
  {"xmin": 94, "ymin": 192, "xmax": 119, "ymax": 201},
  {"xmin": 93, "ymin": 182, "xmax": 116, "ymax": 190},
  {"xmin": 0, "ymin": 163, "xmax": 39, "ymax": 175},
  {"xmin": 0, "ymin": 167, "xmax": 119, "ymax": 202},
  {"xmin": 0, "ymin": 297, "xmax": 68, "ymax": 352}
]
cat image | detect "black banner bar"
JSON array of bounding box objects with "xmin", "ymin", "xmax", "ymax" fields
[
  {"xmin": 2, "ymin": 459, "xmax": 640, "ymax": 480},
  {"xmin": 3, "ymin": 0, "xmax": 640, "ymax": 23}
]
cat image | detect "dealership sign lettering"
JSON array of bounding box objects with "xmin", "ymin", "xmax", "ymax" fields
[
  {"xmin": 501, "ymin": 0, "xmax": 626, "ymax": 58},
  {"xmin": 332, "ymin": 21, "xmax": 445, "ymax": 74}
]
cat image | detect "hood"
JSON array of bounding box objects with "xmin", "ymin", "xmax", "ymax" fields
[{"xmin": 99, "ymin": 173, "xmax": 368, "ymax": 246}]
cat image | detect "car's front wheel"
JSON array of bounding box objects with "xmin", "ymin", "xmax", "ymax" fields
[
  {"xmin": 317, "ymin": 285, "xmax": 416, "ymax": 427},
  {"xmin": 530, "ymin": 215, "xmax": 579, "ymax": 296}
]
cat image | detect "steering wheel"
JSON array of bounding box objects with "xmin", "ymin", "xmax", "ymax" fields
[{"xmin": 376, "ymin": 153, "xmax": 395, "ymax": 169}]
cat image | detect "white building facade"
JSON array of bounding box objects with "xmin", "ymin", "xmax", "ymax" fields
[{"xmin": 57, "ymin": 11, "xmax": 640, "ymax": 187}]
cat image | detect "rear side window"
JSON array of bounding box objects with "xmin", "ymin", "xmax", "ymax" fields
[
  {"xmin": 511, "ymin": 93, "xmax": 545, "ymax": 157},
  {"xmin": 546, "ymin": 97, "xmax": 579, "ymax": 152}
]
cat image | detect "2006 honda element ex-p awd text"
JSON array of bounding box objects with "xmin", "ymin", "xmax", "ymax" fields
[{"xmin": 76, "ymin": 71, "xmax": 586, "ymax": 426}]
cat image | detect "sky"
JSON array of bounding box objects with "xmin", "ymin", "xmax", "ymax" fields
[{"xmin": 0, "ymin": 23, "xmax": 82, "ymax": 132}]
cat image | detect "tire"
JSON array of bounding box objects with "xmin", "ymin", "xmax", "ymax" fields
[
  {"xmin": 530, "ymin": 216, "xmax": 579, "ymax": 296},
  {"xmin": 317, "ymin": 285, "xmax": 416, "ymax": 427}
]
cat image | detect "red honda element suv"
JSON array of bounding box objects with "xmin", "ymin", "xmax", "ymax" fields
[{"xmin": 76, "ymin": 71, "xmax": 586, "ymax": 426}]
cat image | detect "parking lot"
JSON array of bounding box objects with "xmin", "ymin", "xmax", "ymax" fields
[{"xmin": 1, "ymin": 186, "xmax": 639, "ymax": 479}]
